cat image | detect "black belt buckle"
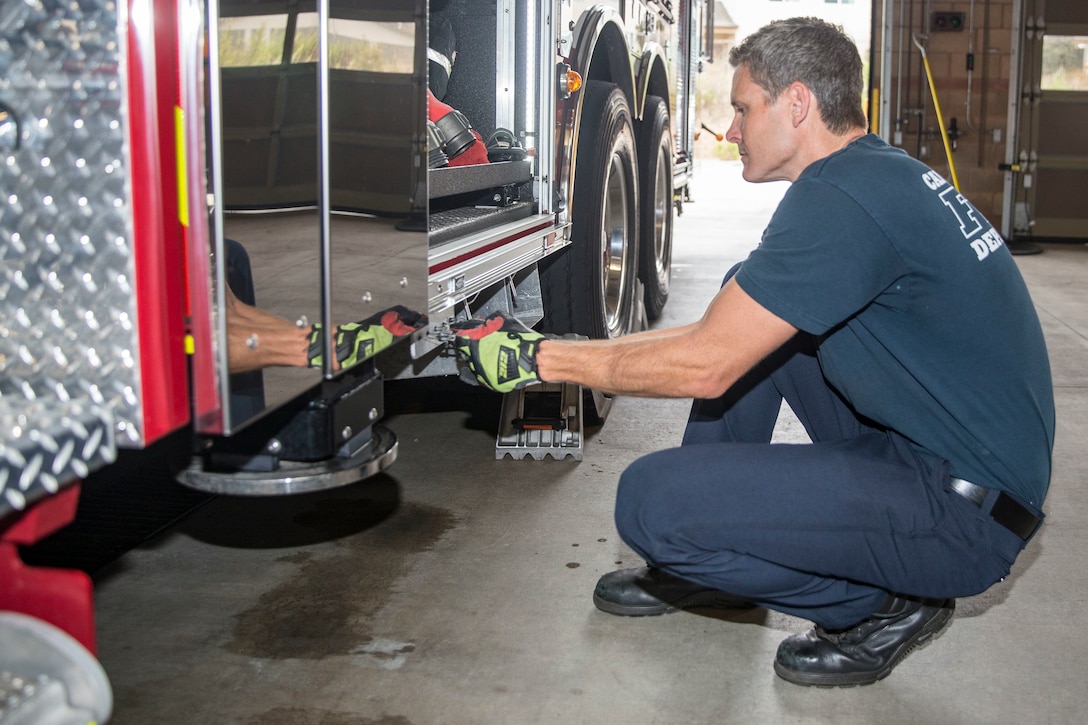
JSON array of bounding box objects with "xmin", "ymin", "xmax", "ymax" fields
[{"xmin": 990, "ymin": 491, "xmax": 1042, "ymax": 541}]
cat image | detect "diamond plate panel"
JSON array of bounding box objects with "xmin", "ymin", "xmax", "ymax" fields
[
  {"xmin": 0, "ymin": 398, "xmax": 115, "ymax": 514},
  {"xmin": 0, "ymin": 0, "xmax": 144, "ymax": 466}
]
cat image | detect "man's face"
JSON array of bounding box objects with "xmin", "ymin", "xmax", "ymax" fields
[{"xmin": 726, "ymin": 66, "xmax": 796, "ymax": 183}]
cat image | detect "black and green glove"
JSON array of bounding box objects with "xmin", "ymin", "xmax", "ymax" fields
[
  {"xmin": 450, "ymin": 311, "xmax": 545, "ymax": 393},
  {"xmin": 308, "ymin": 306, "xmax": 426, "ymax": 369}
]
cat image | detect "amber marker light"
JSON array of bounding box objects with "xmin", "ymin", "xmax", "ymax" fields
[
  {"xmin": 557, "ymin": 63, "xmax": 583, "ymax": 99},
  {"xmin": 566, "ymin": 69, "xmax": 583, "ymax": 94}
]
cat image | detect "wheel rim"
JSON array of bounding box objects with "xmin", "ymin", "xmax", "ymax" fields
[
  {"xmin": 601, "ymin": 151, "xmax": 630, "ymax": 335},
  {"xmin": 652, "ymin": 147, "xmax": 671, "ymax": 281}
]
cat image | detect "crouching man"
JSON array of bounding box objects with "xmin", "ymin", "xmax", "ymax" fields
[{"xmin": 453, "ymin": 17, "xmax": 1053, "ymax": 687}]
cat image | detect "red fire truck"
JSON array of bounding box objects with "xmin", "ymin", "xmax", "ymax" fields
[{"xmin": 0, "ymin": 0, "xmax": 711, "ymax": 709}]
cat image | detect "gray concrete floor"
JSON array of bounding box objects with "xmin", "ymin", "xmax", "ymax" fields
[{"xmin": 92, "ymin": 160, "xmax": 1088, "ymax": 724}]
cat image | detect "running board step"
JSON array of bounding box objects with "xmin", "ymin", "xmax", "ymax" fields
[{"xmin": 495, "ymin": 383, "xmax": 612, "ymax": 461}]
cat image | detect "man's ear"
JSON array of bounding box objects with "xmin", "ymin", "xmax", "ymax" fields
[{"xmin": 787, "ymin": 82, "xmax": 813, "ymax": 128}]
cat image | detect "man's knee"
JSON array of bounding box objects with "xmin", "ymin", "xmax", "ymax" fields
[{"xmin": 614, "ymin": 454, "xmax": 674, "ymax": 560}]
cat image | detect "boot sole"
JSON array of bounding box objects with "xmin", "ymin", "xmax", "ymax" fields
[
  {"xmin": 773, "ymin": 605, "xmax": 955, "ymax": 688},
  {"xmin": 593, "ymin": 590, "xmax": 754, "ymax": 617}
]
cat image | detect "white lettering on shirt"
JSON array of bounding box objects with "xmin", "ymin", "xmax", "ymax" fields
[
  {"xmin": 921, "ymin": 170, "xmax": 946, "ymax": 190},
  {"xmin": 938, "ymin": 187, "xmax": 984, "ymax": 239},
  {"xmin": 970, "ymin": 228, "xmax": 1005, "ymax": 260},
  {"xmin": 922, "ymin": 170, "xmax": 998, "ymax": 261}
]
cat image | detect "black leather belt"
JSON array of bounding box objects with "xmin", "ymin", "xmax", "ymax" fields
[{"xmin": 949, "ymin": 477, "xmax": 1042, "ymax": 541}]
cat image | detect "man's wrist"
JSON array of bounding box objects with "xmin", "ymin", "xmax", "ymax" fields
[{"xmin": 534, "ymin": 338, "xmax": 560, "ymax": 383}]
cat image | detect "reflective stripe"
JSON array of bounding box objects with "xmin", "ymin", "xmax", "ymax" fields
[{"xmin": 428, "ymin": 47, "xmax": 452, "ymax": 76}]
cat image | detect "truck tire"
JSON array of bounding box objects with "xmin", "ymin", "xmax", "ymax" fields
[
  {"xmin": 637, "ymin": 95, "xmax": 673, "ymax": 321},
  {"xmin": 541, "ymin": 81, "xmax": 639, "ymax": 339}
]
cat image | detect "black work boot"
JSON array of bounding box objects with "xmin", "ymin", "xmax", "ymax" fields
[
  {"xmin": 774, "ymin": 596, "xmax": 955, "ymax": 687},
  {"xmin": 593, "ymin": 566, "xmax": 753, "ymax": 616}
]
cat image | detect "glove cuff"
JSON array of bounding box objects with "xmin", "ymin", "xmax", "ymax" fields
[{"xmin": 307, "ymin": 324, "xmax": 324, "ymax": 368}]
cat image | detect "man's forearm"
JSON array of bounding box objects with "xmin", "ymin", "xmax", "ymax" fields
[
  {"xmin": 536, "ymin": 327, "xmax": 730, "ymax": 399},
  {"xmin": 534, "ymin": 280, "xmax": 799, "ymax": 399}
]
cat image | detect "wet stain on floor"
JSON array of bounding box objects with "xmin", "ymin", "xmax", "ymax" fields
[{"xmin": 221, "ymin": 488, "xmax": 457, "ymax": 661}]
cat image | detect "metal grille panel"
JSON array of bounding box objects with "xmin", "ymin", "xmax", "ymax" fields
[
  {"xmin": 1, "ymin": 0, "xmax": 141, "ymax": 514},
  {"xmin": 0, "ymin": 0, "xmax": 142, "ymax": 436},
  {"xmin": 0, "ymin": 399, "xmax": 115, "ymax": 513}
]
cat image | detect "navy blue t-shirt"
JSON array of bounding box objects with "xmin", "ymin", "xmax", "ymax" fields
[{"xmin": 735, "ymin": 135, "xmax": 1054, "ymax": 506}]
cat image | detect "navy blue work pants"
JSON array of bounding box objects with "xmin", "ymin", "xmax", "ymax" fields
[{"xmin": 614, "ymin": 280, "xmax": 1029, "ymax": 630}]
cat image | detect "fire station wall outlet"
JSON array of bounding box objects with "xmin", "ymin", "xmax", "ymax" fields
[{"xmin": 931, "ymin": 12, "xmax": 966, "ymax": 31}]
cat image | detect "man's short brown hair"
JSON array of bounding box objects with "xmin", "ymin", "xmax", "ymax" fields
[{"xmin": 729, "ymin": 17, "xmax": 868, "ymax": 134}]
